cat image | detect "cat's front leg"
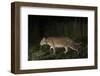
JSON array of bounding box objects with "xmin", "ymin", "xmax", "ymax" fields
[
  {"xmin": 50, "ymin": 47, "xmax": 56, "ymax": 55},
  {"xmin": 64, "ymin": 47, "xmax": 68, "ymax": 54}
]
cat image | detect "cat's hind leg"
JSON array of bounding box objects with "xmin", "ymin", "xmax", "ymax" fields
[{"xmin": 50, "ymin": 47, "xmax": 56, "ymax": 55}]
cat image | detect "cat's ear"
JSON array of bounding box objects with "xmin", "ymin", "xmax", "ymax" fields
[
  {"xmin": 44, "ymin": 35, "xmax": 48, "ymax": 39},
  {"xmin": 43, "ymin": 37, "xmax": 46, "ymax": 41}
]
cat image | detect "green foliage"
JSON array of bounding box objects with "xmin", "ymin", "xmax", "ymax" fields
[{"xmin": 28, "ymin": 44, "xmax": 87, "ymax": 60}]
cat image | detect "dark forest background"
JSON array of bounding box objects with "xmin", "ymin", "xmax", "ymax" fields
[{"xmin": 28, "ymin": 15, "xmax": 88, "ymax": 61}]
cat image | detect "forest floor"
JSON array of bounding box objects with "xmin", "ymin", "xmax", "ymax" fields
[{"xmin": 28, "ymin": 45, "xmax": 88, "ymax": 61}]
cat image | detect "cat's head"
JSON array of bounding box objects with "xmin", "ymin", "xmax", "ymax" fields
[{"xmin": 40, "ymin": 37, "xmax": 47, "ymax": 46}]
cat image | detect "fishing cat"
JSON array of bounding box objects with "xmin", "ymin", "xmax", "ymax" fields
[{"xmin": 40, "ymin": 37, "xmax": 81, "ymax": 55}]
